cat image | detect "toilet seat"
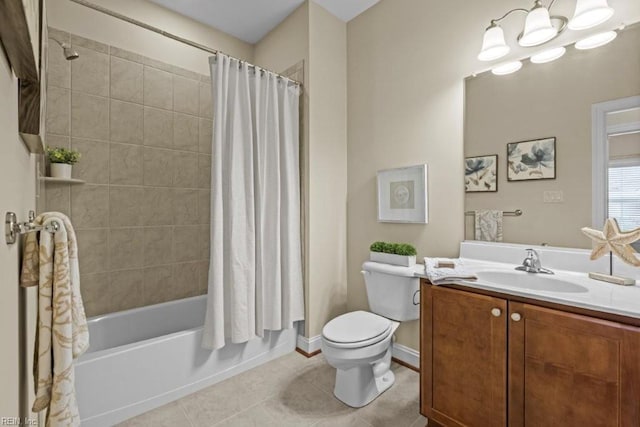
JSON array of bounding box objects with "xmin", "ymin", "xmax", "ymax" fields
[{"xmin": 322, "ymin": 311, "xmax": 392, "ymax": 349}]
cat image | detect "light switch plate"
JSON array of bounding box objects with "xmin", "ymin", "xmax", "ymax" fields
[{"xmin": 544, "ymin": 190, "xmax": 564, "ymax": 203}]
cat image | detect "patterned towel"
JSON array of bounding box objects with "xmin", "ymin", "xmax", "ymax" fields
[
  {"xmin": 474, "ymin": 210, "xmax": 503, "ymax": 242},
  {"xmin": 20, "ymin": 212, "xmax": 89, "ymax": 427},
  {"xmin": 424, "ymin": 257, "xmax": 478, "ymax": 285}
]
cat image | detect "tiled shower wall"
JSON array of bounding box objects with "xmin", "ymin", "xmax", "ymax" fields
[{"xmin": 45, "ymin": 28, "xmax": 212, "ymax": 317}]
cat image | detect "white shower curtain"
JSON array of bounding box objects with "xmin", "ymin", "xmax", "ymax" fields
[{"xmin": 202, "ymin": 53, "xmax": 304, "ymax": 350}]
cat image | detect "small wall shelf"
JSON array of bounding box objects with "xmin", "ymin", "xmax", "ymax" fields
[{"xmin": 42, "ymin": 177, "xmax": 85, "ymax": 185}]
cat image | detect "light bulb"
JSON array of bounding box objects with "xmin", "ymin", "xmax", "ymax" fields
[
  {"xmin": 569, "ymin": 0, "xmax": 615, "ymax": 30},
  {"xmin": 478, "ymin": 24, "xmax": 510, "ymax": 61},
  {"xmin": 520, "ymin": 6, "xmax": 558, "ymax": 47}
]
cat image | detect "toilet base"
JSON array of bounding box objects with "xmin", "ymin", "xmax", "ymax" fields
[{"xmin": 333, "ymin": 347, "xmax": 395, "ymax": 408}]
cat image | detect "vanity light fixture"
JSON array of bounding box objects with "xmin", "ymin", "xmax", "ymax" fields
[
  {"xmin": 530, "ymin": 46, "xmax": 567, "ymax": 63},
  {"xmin": 491, "ymin": 61, "xmax": 523, "ymax": 76},
  {"xmin": 478, "ymin": 0, "xmax": 615, "ymax": 61},
  {"xmin": 575, "ymin": 30, "xmax": 617, "ymax": 49}
]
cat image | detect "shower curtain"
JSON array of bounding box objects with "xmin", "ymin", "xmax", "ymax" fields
[{"xmin": 202, "ymin": 53, "xmax": 304, "ymax": 350}]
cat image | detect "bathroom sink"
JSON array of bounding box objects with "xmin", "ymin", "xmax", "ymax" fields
[{"xmin": 476, "ymin": 271, "xmax": 588, "ymax": 293}]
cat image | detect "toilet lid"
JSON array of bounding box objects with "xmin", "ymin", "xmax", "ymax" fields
[{"xmin": 322, "ymin": 311, "xmax": 391, "ymax": 344}]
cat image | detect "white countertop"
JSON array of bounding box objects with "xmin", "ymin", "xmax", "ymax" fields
[{"xmin": 416, "ymin": 259, "xmax": 640, "ymax": 321}]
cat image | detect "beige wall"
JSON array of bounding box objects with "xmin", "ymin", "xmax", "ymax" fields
[
  {"xmin": 255, "ymin": 1, "xmax": 348, "ymax": 338},
  {"xmin": 0, "ymin": 53, "xmax": 37, "ymax": 419},
  {"xmin": 47, "ymin": 0, "xmax": 253, "ymax": 75},
  {"xmin": 465, "ymin": 25, "xmax": 640, "ymax": 249},
  {"xmin": 44, "ymin": 28, "xmax": 212, "ymax": 316}
]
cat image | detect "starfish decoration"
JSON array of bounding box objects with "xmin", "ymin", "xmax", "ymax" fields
[{"xmin": 581, "ymin": 218, "xmax": 640, "ymax": 267}]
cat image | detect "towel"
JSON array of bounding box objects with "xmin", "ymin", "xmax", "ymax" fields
[
  {"xmin": 474, "ymin": 210, "xmax": 503, "ymax": 242},
  {"xmin": 424, "ymin": 257, "xmax": 478, "ymax": 285},
  {"xmin": 20, "ymin": 212, "xmax": 89, "ymax": 427}
]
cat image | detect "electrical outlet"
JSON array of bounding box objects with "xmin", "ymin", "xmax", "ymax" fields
[{"xmin": 543, "ymin": 190, "xmax": 564, "ymax": 203}]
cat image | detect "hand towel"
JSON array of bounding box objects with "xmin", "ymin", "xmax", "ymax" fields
[
  {"xmin": 424, "ymin": 257, "xmax": 478, "ymax": 285},
  {"xmin": 20, "ymin": 212, "xmax": 89, "ymax": 427},
  {"xmin": 474, "ymin": 210, "xmax": 503, "ymax": 242}
]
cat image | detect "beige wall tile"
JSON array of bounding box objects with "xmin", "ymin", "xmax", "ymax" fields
[
  {"xmin": 144, "ymin": 66, "xmax": 173, "ymax": 110},
  {"xmin": 70, "ymin": 34, "xmax": 109, "ymax": 54},
  {"xmin": 47, "ymin": 39, "xmax": 70, "ymax": 89},
  {"xmin": 76, "ymin": 228, "xmax": 109, "ymax": 274},
  {"xmin": 110, "ymin": 57, "xmax": 143, "ymax": 104},
  {"xmin": 198, "ymin": 119, "xmax": 212, "ymax": 154},
  {"xmin": 48, "ymin": 27, "xmax": 69, "ymax": 43},
  {"xmin": 71, "ymin": 138, "xmax": 109, "ymax": 184},
  {"xmin": 109, "ymin": 269, "xmax": 145, "ymax": 312},
  {"xmin": 197, "ymin": 189, "xmax": 210, "ymax": 225},
  {"xmin": 173, "ymin": 226, "xmax": 200, "ymax": 262},
  {"xmin": 199, "ymin": 225, "xmax": 210, "ymax": 261},
  {"xmin": 173, "ymin": 189, "xmax": 198, "ymax": 225},
  {"xmin": 144, "ymin": 107, "xmax": 173, "ymax": 148},
  {"xmin": 109, "ymin": 186, "xmax": 144, "ymax": 227},
  {"xmin": 143, "ymin": 265, "xmax": 174, "ymax": 305},
  {"xmin": 174, "ymin": 152, "xmax": 199, "ymax": 188},
  {"xmin": 71, "ymin": 92, "xmax": 109, "ymax": 140},
  {"xmin": 110, "ymin": 143, "xmax": 143, "ymax": 185},
  {"xmin": 142, "ymin": 187, "xmax": 173, "ymax": 226},
  {"xmin": 109, "ymin": 46, "xmax": 145, "ymax": 65},
  {"xmin": 173, "ymin": 113, "xmax": 199, "ymax": 152},
  {"xmin": 143, "ymin": 226, "xmax": 173, "ymax": 267},
  {"xmin": 46, "ymin": 86, "xmax": 70, "ymax": 136},
  {"xmin": 198, "ymin": 154, "xmax": 212, "ymax": 188},
  {"xmin": 44, "ymin": 182, "xmax": 71, "ymax": 217},
  {"xmin": 173, "ymin": 262, "xmax": 198, "ymax": 298},
  {"xmin": 199, "ymin": 82, "xmax": 212, "ymax": 118},
  {"xmin": 173, "ymin": 76, "xmax": 199, "ymax": 115},
  {"xmin": 81, "ymin": 272, "xmax": 110, "ymax": 317},
  {"xmin": 143, "ymin": 147, "xmax": 174, "ymax": 187},
  {"xmin": 196, "ymin": 261, "xmax": 209, "ymax": 295},
  {"xmin": 71, "ymin": 46, "xmax": 109, "ymax": 96},
  {"xmin": 71, "ymin": 184, "xmax": 109, "ymax": 228},
  {"xmin": 110, "ymin": 100, "xmax": 143, "ymax": 144},
  {"xmin": 45, "ymin": 134, "xmax": 70, "ymax": 149},
  {"xmin": 109, "ymin": 228, "xmax": 144, "ymax": 270}
]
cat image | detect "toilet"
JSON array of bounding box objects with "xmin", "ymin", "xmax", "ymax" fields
[{"xmin": 321, "ymin": 261, "xmax": 421, "ymax": 408}]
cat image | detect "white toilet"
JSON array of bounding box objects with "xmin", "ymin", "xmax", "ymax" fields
[{"xmin": 321, "ymin": 261, "xmax": 420, "ymax": 408}]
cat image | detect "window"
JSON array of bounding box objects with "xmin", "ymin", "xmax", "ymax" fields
[{"xmin": 608, "ymin": 158, "xmax": 640, "ymax": 234}]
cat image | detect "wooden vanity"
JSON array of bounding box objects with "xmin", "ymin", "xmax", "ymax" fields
[{"xmin": 419, "ymin": 279, "xmax": 640, "ymax": 427}]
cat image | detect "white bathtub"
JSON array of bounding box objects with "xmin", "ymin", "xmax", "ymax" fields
[{"xmin": 75, "ymin": 295, "xmax": 298, "ymax": 426}]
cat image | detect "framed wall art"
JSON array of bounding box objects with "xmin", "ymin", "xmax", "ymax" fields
[
  {"xmin": 465, "ymin": 154, "xmax": 498, "ymax": 192},
  {"xmin": 377, "ymin": 164, "xmax": 428, "ymax": 223},
  {"xmin": 507, "ymin": 137, "xmax": 556, "ymax": 181}
]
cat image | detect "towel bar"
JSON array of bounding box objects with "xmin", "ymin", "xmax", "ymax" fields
[
  {"xmin": 465, "ymin": 209, "xmax": 522, "ymax": 217},
  {"xmin": 5, "ymin": 210, "xmax": 60, "ymax": 245}
]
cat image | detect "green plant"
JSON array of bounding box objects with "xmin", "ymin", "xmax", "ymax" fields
[
  {"xmin": 369, "ymin": 241, "xmax": 417, "ymax": 256},
  {"xmin": 46, "ymin": 146, "xmax": 81, "ymax": 165}
]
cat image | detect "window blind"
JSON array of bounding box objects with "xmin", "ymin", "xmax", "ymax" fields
[{"xmin": 608, "ymin": 162, "xmax": 640, "ymax": 231}]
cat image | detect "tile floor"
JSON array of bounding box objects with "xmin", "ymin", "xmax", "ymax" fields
[{"xmin": 119, "ymin": 351, "xmax": 428, "ymax": 427}]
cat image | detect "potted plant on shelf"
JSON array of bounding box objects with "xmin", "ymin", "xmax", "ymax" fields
[
  {"xmin": 369, "ymin": 241, "xmax": 417, "ymax": 267},
  {"xmin": 46, "ymin": 146, "xmax": 80, "ymax": 179}
]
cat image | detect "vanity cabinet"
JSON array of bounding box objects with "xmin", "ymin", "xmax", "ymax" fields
[{"xmin": 420, "ymin": 283, "xmax": 640, "ymax": 427}]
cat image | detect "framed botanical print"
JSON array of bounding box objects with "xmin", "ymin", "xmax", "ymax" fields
[
  {"xmin": 377, "ymin": 164, "xmax": 428, "ymax": 223},
  {"xmin": 465, "ymin": 155, "xmax": 498, "ymax": 192},
  {"xmin": 507, "ymin": 137, "xmax": 556, "ymax": 181}
]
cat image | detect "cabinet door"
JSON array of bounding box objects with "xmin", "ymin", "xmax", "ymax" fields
[
  {"xmin": 421, "ymin": 285, "xmax": 507, "ymax": 427},
  {"xmin": 508, "ymin": 302, "xmax": 640, "ymax": 427}
]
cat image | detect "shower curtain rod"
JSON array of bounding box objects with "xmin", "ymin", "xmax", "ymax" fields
[{"xmin": 68, "ymin": 0, "xmax": 302, "ymax": 86}]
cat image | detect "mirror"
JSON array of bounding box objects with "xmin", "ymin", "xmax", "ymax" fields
[{"xmin": 464, "ymin": 23, "xmax": 640, "ymax": 248}]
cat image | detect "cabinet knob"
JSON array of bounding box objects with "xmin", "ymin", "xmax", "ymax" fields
[
  {"xmin": 491, "ymin": 308, "xmax": 502, "ymax": 317},
  {"xmin": 511, "ymin": 313, "xmax": 522, "ymax": 322}
]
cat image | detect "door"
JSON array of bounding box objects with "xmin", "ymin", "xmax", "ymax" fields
[
  {"xmin": 509, "ymin": 302, "xmax": 640, "ymax": 427},
  {"xmin": 421, "ymin": 285, "xmax": 507, "ymax": 427}
]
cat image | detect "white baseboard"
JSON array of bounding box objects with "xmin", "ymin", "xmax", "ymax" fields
[
  {"xmin": 296, "ymin": 334, "xmax": 420, "ymax": 370},
  {"xmin": 296, "ymin": 334, "xmax": 322, "ymax": 354},
  {"xmin": 392, "ymin": 342, "xmax": 420, "ymax": 370}
]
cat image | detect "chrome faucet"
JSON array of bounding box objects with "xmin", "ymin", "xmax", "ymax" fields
[{"xmin": 515, "ymin": 248, "xmax": 554, "ymax": 274}]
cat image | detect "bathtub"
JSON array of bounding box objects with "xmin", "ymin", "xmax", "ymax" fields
[{"xmin": 75, "ymin": 295, "xmax": 298, "ymax": 426}]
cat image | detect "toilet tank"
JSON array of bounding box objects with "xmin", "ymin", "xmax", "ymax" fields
[{"xmin": 361, "ymin": 261, "xmax": 421, "ymax": 321}]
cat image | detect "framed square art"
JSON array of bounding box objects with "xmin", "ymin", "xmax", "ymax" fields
[
  {"xmin": 507, "ymin": 137, "xmax": 556, "ymax": 181},
  {"xmin": 465, "ymin": 155, "xmax": 498, "ymax": 192},
  {"xmin": 377, "ymin": 164, "xmax": 428, "ymax": 223}
]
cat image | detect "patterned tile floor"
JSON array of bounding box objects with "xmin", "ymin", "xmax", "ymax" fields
[{"xmin": 119, "ymin": 351, "xmax": 428, "ymax": 426}]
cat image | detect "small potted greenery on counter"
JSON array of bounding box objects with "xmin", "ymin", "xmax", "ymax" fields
[
  {"xmin": 369, "ymin": 241, "xmax": 417, "ymax": 267},
  {"xmin": 46, "ymin": 146, "xmax": 81, "ymax": 179}
]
